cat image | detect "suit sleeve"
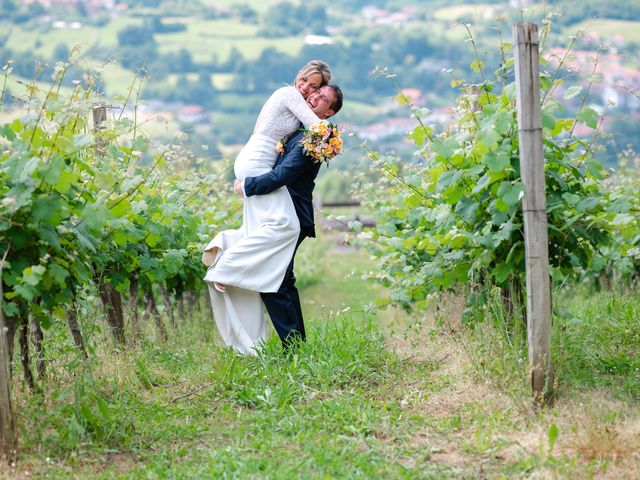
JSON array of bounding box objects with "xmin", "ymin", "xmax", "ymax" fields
[{"xmin": 244, "ymin": 144, "xmax": 312, "ymax": 196}]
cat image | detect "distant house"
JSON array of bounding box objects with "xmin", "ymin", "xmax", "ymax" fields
[
  {"xmin": 351, "ymin": 105, "xmax": 453, "ymax": 142},
  {"xmin": 304, "ymin": 35, "xmax": 333, "ymax": 46},
  {"xmin": 354, "ymin": 117, "xmax": 418, "ymax": 142},
  {"xmin": 400, "ymin": 6, "xmax": 420, "ymax": 19},
  {"xmin": 29, "ymin": 0, "xmax": 117, "ymax": 8},
  {"xmin": 361, "ymin": 5, "xmax": 413, "ymax": 27},
  {"xmin": 546, "ymin": 48, "xmax": 640, "ymax": 112},
  {"xmin": 362, "ymin": 6, "xmax": 388, "ymax": 22},
  {"xmin": 400, "ymin": 88, "xmax": 424, "ymax": 105},
  {"xmin": 209, "ymin": 4, "xmax": 234, "ymax": 17},
  {"xmin": 177, "ymin": 104, "xmax": 209, "ymax": 124},
  {"xmin": 430, "ymin": 107, "xmax": 453, "ymax": 125},
  {"xmin": 509, "ymin": 0, "xmax": 534, "ymax": 6}
]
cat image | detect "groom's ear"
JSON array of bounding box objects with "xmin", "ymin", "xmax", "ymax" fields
[{"xmin": 325, "ymin": 109, "xmax": 335, "ymax": 118}]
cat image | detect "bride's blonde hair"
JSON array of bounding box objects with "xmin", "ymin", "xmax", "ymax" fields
[{"xmin": 294, "ymin": 60, "xmax": 331, "ymax": 86}]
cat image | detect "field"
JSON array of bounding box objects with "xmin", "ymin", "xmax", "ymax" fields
[
  {"xmin": 565, "ymin": 19, "xmax": 640, "ymax": 43},
  {"xmin": 3, "ymin": 17, "xmax": 141, "ymax": 59},
  {"xmin": 1, "ymin": 15, "xmax": 303, "ymax": 65},
  {"xmin": 198, "ymin": 0, "xmax": 302, "ymax": 14},
  {"xmin": 154, "ymin": 18, "xmax": 303, "ymax": 63},
  {"xmin": 2, "ymin": 236, "xmax": 638, "ymax": 479},
  {"xmin": 1, "ymin": 3, "xmax": 639, "ymax": 478}
]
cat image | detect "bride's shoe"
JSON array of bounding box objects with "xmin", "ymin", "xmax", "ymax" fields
[{"xmin": 213, "ymin": 282, "xmax": 227, "ymax": 293}]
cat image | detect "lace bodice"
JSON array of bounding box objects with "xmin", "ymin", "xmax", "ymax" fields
[{"xmin": 253, "ymin": 86, "xmax": 320, "ymax": 140}]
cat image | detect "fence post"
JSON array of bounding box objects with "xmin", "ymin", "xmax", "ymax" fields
[
  {"xmin": 513, "ymin": 23, "xmax": 554, "ymax": 407},
  {"xmin": 92, "ymin": 103, "xmax": 107, "ymax": 156},
  {"xmin": 0, "ymin": 246, "xmax": 15, "ymax": 461}
]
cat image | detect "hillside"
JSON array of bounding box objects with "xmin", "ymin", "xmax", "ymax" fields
[{"xmin": 1, "ymin": 0, "xmax": 639, "ymax": 174}]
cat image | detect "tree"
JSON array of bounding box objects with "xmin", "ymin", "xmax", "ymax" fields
[
  {"xmin": 53, "ymin": 43, "xmax": 70, "ymax": 63},
  {"xmin": 119, "ymin": 43, "xmax": 158, "ymax": 71},
  {"xmin": 302, "ymin": 5, "xmax": 327, "ymax": 35},
  {"xmin": 176, "ymin": 48, "xmax": 195, "ymax": 73},
  {"xmin": 221, "ymin": 46, "xmax": 246, "ymax": 73},
  {"xmin": 0, "ymin": 0, "xmax": 16, "ymax": 18},
  {"xmin": 118, "ymin": 25, "xmax": 155, "ymax": 48},
  {"xmin": 235, "ymin": 3, "xmax": 258, "ymax": 23},
  {"xmin": 259, "ymin": 2, "xmax": 327, "ymax": 37},
  {"xmin": 190, "ymin": 73, "xmax": 216, "ymax": 108}
]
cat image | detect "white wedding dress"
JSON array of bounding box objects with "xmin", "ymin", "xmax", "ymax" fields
[{"xmin": 202, "ymin": 86, "xmax": 320, "ymax": 355}]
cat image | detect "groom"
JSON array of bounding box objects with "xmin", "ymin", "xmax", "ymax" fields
[{"xmin": 234, "ymin": 84, "xmax": 343, "ymax": 350}]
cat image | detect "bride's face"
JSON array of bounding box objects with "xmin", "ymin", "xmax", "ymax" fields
[{"xmin": 295, "ymin": 72, "xmax": 323, "ymax": 99}]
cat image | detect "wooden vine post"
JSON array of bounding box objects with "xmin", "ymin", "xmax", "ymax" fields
[
  {"xmin": 92, "ymin": 103, "xmax": 107, "ymax": 156},
  {"xmin": 0, "ymin": 247, "xmax": 15, "ymax": 461},
  {"xmin": 92, "ymin": 103, "xmax": 126, "ymax": 344},
  {"xmin": 513, "ymin": 23, "xmax": 554, "ymax": 407}
]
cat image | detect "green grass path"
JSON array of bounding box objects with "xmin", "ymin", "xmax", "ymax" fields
[{"xmin": 6, "ymin": 244, "xmax": 639, "ymax": 479}]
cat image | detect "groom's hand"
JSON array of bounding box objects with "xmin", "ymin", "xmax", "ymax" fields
[{"xmin": 234, "ymin": 179, "xmax": 244, "ymax": 196}]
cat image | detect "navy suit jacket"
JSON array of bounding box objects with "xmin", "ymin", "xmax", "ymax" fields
[{"xmin": 244, "ymin": 130, "xmax": 322, "ymax": 238}]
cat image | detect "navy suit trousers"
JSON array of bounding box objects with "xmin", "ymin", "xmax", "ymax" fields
[{"xmin": 261, "ymin": 232, "xmax": 306, "ymax": 349}]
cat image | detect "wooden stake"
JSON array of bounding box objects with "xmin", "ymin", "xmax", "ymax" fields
[
  {"xmin": 92, "ymin": 103, "xmax": 107, "ymax": 156},
  {"xmin": 0, "ymin": 245, "xmax": 15, "ymax": 461},
  {"xmin": 513, "ymin": 23, "xmax": 554, "ymax": 407}
]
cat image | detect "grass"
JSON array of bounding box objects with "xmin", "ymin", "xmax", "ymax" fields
[
  {"xmin": 565, "ymin": 19, "xmax": 640, "ymax": 43},
  {"xmin": 2, "ymin": 17, "xmax": 142, "ymax": 59},
  {"xmin": 2, "ymin": 242, "xmax": 639, "ymax": 478},
  {"xmin": 154, "ymin": 17, "xmax": 303, "ymax": 63},
  {"xmin": 2, "ymin": 14, "xmax": 303, "ymax": 67},
  {"xmin": 198, "ymin": 0, "xmax": 302, "ymax": 15},
  {"xmin": 11, "ymin": 308, "xmax": 442, "ymax": 478},
  {"xmin": 554, "ymin": 290, "xmax": 640, "ymax": 398}
]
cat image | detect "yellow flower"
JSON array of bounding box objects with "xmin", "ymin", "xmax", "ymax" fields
[
  {"xmin": 313, "ymin": 122, "xmax": 329, "ymax": 137},
  {"xmin": 301, "ymin": 121, "xmax": 343, "ymax": 163},
  {"xmin": 276, "ymin": 138, "xmax": 285, "ymax": 154},
  {"xmin": 329, "ymin": 137, "xmax": 343, "ymax": 150}
]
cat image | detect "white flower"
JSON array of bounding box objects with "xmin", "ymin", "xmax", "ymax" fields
[{"xmin": 1, "ymin": 196, "xmax": 16, "ymax": 207}]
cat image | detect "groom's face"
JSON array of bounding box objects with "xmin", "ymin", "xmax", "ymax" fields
[{"xmin": 307, "ymin": 86, "xmax": 337, "ymax": 119}]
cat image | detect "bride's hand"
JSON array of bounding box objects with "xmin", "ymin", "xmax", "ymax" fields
[{"xmin": 234, "ymin": 179, "xmax": 244, "ymax": 196}]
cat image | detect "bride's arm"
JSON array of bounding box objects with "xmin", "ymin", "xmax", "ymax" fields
[{"xmin": 280, "ymin": 86, "xmax": 320, "ymax": 128}]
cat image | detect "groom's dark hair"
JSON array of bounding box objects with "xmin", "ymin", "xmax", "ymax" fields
[{"xmin": 328, "ymin": 85, "xmax": 343, "ymax": 114}]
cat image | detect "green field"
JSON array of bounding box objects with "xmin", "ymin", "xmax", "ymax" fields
[
  {"xmin": 198, "ymin": 0, "xmax": 302, "ymax": 14},
  {"xmin": 1, "ymin": 3, "xmax": 639, "ymax": 477},
  {"xmin": 2, "ymin": 14, "xmax": 304, "ymax": 66},
  {"xmin": 154, "ymin": 17, "xmax": 304, "ymax": 63},
  {"xmin": 565, "ymin": 18, "xmax": 640, "ymax": 43},
  {"xmin": 2, "ymin": 17, "xmax": 142, "ymax": 59},
  {"xmin": 3, "ymin": 243, "xmax": 638, "ymax": 478}
]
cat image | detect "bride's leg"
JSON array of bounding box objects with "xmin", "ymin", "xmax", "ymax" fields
[
  {"xmin": 209, "ymin": 283, "xmax": 265, "ymax": 355},
  {"xmin": 204, "ymin": 188, "xmax": 300, "ymax": 293}
]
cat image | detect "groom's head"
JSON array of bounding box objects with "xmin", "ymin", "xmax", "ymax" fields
[{"xmin": 307, "ymin": 85, "xmax": 343, "ymax": 120}]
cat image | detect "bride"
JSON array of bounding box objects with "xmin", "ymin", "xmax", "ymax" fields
[{"xmin": 202, "ymin": 60, "xmax": 331, "ymax": 355}]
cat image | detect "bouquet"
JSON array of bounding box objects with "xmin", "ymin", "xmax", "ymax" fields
[{"xmin": 301, "ymin": 120, "xmax": 343, "ymax": 164}]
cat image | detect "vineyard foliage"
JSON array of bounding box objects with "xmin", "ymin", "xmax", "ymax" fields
[
  {"xmin": 0, "ymin": 62, "xmax": 240, "ymax": 347},
  {"xmin": 356, "ymin": 44, "xmax": 640, "ymax": 311}
]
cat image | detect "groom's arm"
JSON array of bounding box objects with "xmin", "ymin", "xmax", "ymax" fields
[{"xmin": 243, "ymin": 143, "xmax": 311, "ymax": 197}]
